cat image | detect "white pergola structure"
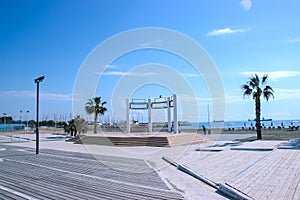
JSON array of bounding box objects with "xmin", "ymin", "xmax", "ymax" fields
[{"xmin": 126, "ymin": 94, "xmax": 178, "ymax": 133}]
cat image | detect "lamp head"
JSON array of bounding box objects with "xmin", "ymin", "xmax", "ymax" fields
[{"xmin": 34, "ymin": 76, "xmax": 45, "ymax": 83}]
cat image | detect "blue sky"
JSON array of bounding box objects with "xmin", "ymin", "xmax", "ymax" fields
[{"xmin": 1, "ymin": 0, "xmax": 300, "ymax": 122}]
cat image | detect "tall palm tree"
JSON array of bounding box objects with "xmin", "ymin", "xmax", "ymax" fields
[
  {"xmin": 241, "ymin": 74, "xmax": 274, "ymax": 139},
  {"xmin": 85, "ymin": 97, "xmax": 107, "ymax": 133}
]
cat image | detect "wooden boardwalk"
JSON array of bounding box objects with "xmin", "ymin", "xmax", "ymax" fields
[{"xmin": 0, "ymin": 145, "xmax": 185, "ymax": 199}]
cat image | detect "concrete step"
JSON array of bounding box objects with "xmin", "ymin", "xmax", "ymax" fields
[{"xmin": 69, "ymin": 133, "xmax": 206, "ymax": 147}]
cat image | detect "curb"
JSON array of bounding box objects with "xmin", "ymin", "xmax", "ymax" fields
[
  {"xmin": 218, "ymin": 183, "xmax": 254, "ymax": 200},
  {"xmin": 162, "ymin": 157, "xmax": 218, "ymax": 189},
  {"xmin": 162, "ymin": 156, "xmax": 255, "ymax": 200},
  {"xmin": 177, "ymin": 164, "xmax": 219, "ymax": 189},
  {"xmin": 230, "ymin": 147, "xmax": 273, "ymax": 151}
]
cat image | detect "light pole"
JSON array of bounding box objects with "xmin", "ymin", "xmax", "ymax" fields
[
  {"xmin": 34, "ymin": 76, "xmax": 45, "ymax": 154},
  {"xmin": 20, "ymin": 110, "xmax": 22, "ymax": 123},
  {"xmin": 26, "ymin": 110, "xmax": 29, "ymax": 132}
]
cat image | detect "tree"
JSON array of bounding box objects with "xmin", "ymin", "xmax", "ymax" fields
[
  {"xmin": 63, "ymin": 116, "xmax": 87, "ymax": 136},
  {"xmin": 85, "ymin": 97, "xmax": 107, "ymax": 133},
  {"xmin": 64, "ymin": 119, "xmax": 77, "ymax": 136},
  {"xmin": 241, "ymin": 74, "xmax": 274, "ymax": 139},
  {"xmin": 74, "ymin": 115, "xmax": 88, "ymax": 134}
]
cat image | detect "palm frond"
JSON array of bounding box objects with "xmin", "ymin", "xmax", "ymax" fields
[
  {"xmin": 99, "ymin": 107, "xmax": 107, "ymax": 115},
  {"xmin": 241, "ymin": 84, "xmax": 250, "ymax": 90},
  {"xmin": 262, "ymin": 74, "xmax": 268, "ymax": 84},
  {"xmin": 263, "ymin": 91, "xmax": 274, "ymax": 101},
  {"xmin": 254, "ymin": 74, "xmax": 259, "ymax": 82},
  {"xmin": 263, "ymin": 86, "xmax": 274, "ymax": 101},
  {"xmin": 93, "ymin": 97, "xmax": 101, "ymax": 104},
  {"xmin": 264, "ymin": 85, "xmax": 274, "ymax": 92},
  {"xmin": 248, "ymin": 74, "xmax": 259, "ymax": 89},
  {"xmin": 85, "ymin": 106, "xmax": 94, "ymax": 114},
  {"xmin": 249, "ymin": 74, "xmax": 259, "ymax": 88},
  {"xmin": 241, "ymin": 84, "xmax": 253, "ymax": 98}
]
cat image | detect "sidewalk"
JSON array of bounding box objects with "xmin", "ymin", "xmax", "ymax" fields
[
  {"xmin": 3, "ymin": 134, "xmax": 300, "ymax": 200},
  {"xmin": 172, "ymin": 140, "xmax": 300, "ymax": 200}
]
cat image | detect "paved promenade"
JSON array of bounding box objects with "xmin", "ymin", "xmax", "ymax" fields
[
  {"xmin": 176, "ymin": 139, "xmax": 300, "ymax": 200},
  {"xmin": 0, "ymin": 132, "xmax": 299, "ymax": 199}
]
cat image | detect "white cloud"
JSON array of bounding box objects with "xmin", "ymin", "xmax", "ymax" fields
[
  {"xmin": 287, "ymin": 37, "xmax": 300, "ymax": 44},
  {"xmin": 206, "ymin": 28, "xmax": 247, "ymax": 37},
  {"xmin": 240, "ymin": 71, "xmax": 300, "ymax": 81},
  {"xmin": 96, "ymin": 71, "xmax": 158, "ymax": 77},
  {"xmin": 272, "ymin": 88, "xmax": 300, "ymax": 100},
  {"xmin": 41, "ymin": 93, "xmax": 73, "ymax": 101},
  {"xmin": 0, "ymin": 91, "xmax": 72, "ymax": 101},
  {"xmin": 232, "ymin": 86, "xmax": 300, "ymax": 101},
  {"xmin": 98, "ymin": 71, "xmax": 130, "ymax": 76},
  {"xmin": 179, "ymin": 94, "xmax": 240, "ymax": 104},
  {"xmin": 240, "ymin": 0, "xmax": 252, "ymax": 11}
]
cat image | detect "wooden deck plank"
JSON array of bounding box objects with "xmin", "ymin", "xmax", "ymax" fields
[{"xmin": 0, "ymin": 145, "xmax": 185, "ymax": 200}]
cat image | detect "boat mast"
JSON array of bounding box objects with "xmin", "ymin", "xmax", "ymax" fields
[{"xmin": 207, "ymin": 104, "xmax": 211, "ymax": 128}]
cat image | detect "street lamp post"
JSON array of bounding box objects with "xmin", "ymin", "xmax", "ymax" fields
[
  {"xmin": 34, "ymin": 76, "xmax": 45, "ymax": 154},
  {"xmin": 26, "ymin": 110, "xmax": 29, "ymax": 133},
  {"xmin": 20, "ymin": 110, "xmax": 22, "ymax": 123}
]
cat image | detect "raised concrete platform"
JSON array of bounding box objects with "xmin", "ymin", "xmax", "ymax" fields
[
  {"xmin": 68, "ymin": 132, "xmax": 206, "ymax": 147},
  {"xmin": 278, "ymin": 138, "xmax": 300, "ymax": 149}
]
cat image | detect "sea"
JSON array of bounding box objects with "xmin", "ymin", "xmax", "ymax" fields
[
  {"xmin": 181, "ymin": 119, "xmax": 300, "ymax": 130},
  {"xmin": 1, "ymin": 120, "xmax": 299, "ymax": 132}
]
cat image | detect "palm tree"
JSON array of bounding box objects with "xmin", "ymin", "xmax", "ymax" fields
[
  {"xmin": 74, "ymin": 115, "xmax": 88, "ymax": 134},
  {"xmin": 85, "ymin": 97, "xmax": 107, "ymax": 133},
  {"xmin": 64, "ymin": 119, "xmax": 77, "ymax": 136},
  {"xmin": 63, "ymin": 115, "xmax": 88, "ymax": 136},
  {"xmin": 241, "ymin": 74, "xmax": 274, "ymax": 139}
]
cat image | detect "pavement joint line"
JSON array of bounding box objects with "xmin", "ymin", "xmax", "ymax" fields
[
  {"xmin": 224, "ymin": 148, "xmax": 278, "ymax": 182},
  {"xmin": 3, "ymin": 156, "xmax": 175, "ymax": 194},
  {"xmin": 0, "ymin": 184, "xmax": 39, "ymax": 200}
]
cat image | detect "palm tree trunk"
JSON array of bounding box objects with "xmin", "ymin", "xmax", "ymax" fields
[
  {"xmin": 255, "ymin": 96, "xmax": 262, "ymax": 140},
  {"xmin": 94, "ymin": 112, "xmax": 98, "ymax": 133}
]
